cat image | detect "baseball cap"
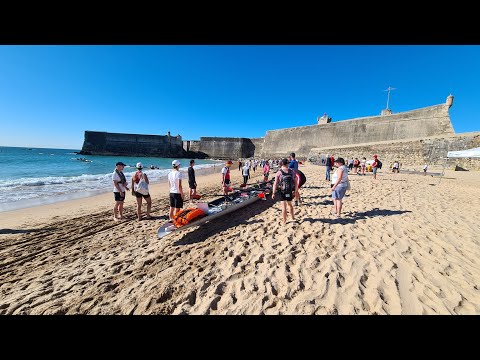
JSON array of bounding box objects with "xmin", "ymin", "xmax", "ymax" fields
[
  {"xmin": 116, "ymin": 162, "xmax": 126, "ymax": 166},
  {"xmin": 226, "ymin": 160, "xmax": 233, "ymax": 165},
  {"xmin": 136, "ymin": 162, "xmax": 143, "ymax": 169},
  {"xmin": 172, "ymin": 160, "xmax": 181, "ymax": 167}
]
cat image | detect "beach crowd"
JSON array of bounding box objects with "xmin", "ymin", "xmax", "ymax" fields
[{"xmin": 110, "ymin": 150, "xmax": 401, "ymax": 225}]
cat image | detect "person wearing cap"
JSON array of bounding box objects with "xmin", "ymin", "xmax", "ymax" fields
[
  {"xmin": 131, "ymin": 162, "xmax": 152, "ymax": 221},
  {"xmin": 168, "ymin": 160, "xmax": 184, "ymax": 221},
  {"xmin": 331, "ymin": 157, "xmax": 348, "ymax": 218},
  {"xmin": 222, "ymin": 160, "xmax": 233, "ymax": 195},
  {"xmin": 112, "ymin": 161, "xmax": 129, "ymax": 221}
]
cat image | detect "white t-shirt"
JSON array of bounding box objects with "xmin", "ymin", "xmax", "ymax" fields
[
  {"xmin": 242, "ymin": 165, "xmax": 250, "ymax": 176},
  {"xmin": 112, "ymin": 170, "xmax": 126, "ymax": 193},
  {"xmin": 168, "ymin": 170, "xmax": 183, "ymax": 193},
  {"xmin": 393, "ymin": 162, "xmax": 399, "ymax": 168},
  {"xmin": 331, "ymin": 165, "xmax": 348, "ymax": 186},
  {"xmin": 423, "ymin": 164, "xmax": 428, "ymax": 171},
  {"xmin": 361, "ymin": 159, "xmax": 366, "ymax": 167}
]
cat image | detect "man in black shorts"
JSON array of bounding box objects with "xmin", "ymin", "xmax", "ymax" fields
[
  {"xmin": 272, "ymin": 158, "xmax": 298, "ymax": 224},
  {"xmin": 168, "ymin": 160, "xmax": 184, "ymax": 221},
  {"xmin": 188, "ymin": 159, "xmax": 199, "ymax": 200}
]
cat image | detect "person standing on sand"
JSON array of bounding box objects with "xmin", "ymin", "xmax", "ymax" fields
[
  {"xmin": 131, "ymin": 162, "xmax": 152, "ymax": 221},
  {"xmin": 288, "ymin": 152, "xmax": 299, "ymax": 172},
  {"xmin": 325, "ymin": 154, "xmax": 332, "ymax": 181},
  {"xmin": 263, "ymin": 160, "xmax": 270, "ymax": 182},
  {"xmin": 331, "ymin": 157, "xmax": 348, "ymax": 218},
  {"xmin": 294, "ymin": 169, "xmax": 306, "ymax": 206},
  {"xmin": 112, "ymin": 161, "xmax": 129, "ymax": 221},
  {"xmin": 222, "ymin": 160, "xmax": 233, "ymax": 195},
  {"xmin": 272, "ymin": 158, "xmax": 297, "ymax": 224},
  {"xmin": 238, "ymin": 159, "xmax": 242, "ymax": 171},
  {"xmin": 242, "ymin": 161, "xmax": 250, "ymax": 186},
  {"xmin": 188, "ymin": 159, "xmax": 198, "ymax": 200},
  {"xmin": 372, "ymin": 155, "xmax": 380, "ymax": 180},
  {"xmin": 423, "ymin": 163, "xmax": 428, "ymax": 175},
  {"xmin": 168, "ymin": 160, "xmax": 184, "ymax": 222},
  {"xmin": 360, "ymin": 157, "xmax": 366, "ymax": 175}
]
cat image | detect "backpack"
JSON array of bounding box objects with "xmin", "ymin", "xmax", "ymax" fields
[
  {"xmin": 134, "ymin": 172, "xmax": 149, "ymax": 195},
  {"xmin": 173, "ymin": 208, "xmax": 206, "ymax": 228},
  {"xmin": 377, "ymin": 160, "xmax": 382, "ymax": 169},
  {"xmin": 279, "ymin": 169, "xmax": 294, "ymax": 194}
]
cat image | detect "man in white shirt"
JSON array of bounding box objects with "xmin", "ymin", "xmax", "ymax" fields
[
  {"xmin": 423, "ymin": 163, "xmax": 428, "ymax": 176},
  {"xmin": 168, "ymin": 160, "xmax": 184, "ymax": 221},
  {"xmin": 112, "ymin": 161, "xmax": 129, "ymax": 221}
]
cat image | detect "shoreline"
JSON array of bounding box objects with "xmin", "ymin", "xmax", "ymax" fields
[
  {"xmin": 0, "ymin": 162, "xmax": 224, "ymax": 214},
  {"xmin": 0, "ymin": 163, "xmax": 266, "ymax": 229}
]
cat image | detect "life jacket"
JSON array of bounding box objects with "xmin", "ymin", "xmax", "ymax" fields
[
  {"xmin": 173, "ymin": 208, "xmax": 206, "ymax": 228},
  {"xmin": 223, "ymin": 166, "xmax": 230, "ymax": 180}
]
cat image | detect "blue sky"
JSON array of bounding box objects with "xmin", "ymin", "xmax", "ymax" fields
[{"xmin": 0, "ymin": 45, "xmax": 478, "ymax": 149}]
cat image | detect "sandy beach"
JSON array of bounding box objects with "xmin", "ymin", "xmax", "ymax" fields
[{"xmin": 1, "ymin": 164, "xmax": 479, "ymax": 314}]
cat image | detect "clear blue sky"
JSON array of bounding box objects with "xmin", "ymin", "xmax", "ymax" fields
[{"xmin": 0, "ymin": 45, "xmax": 478, "ymax": 149}]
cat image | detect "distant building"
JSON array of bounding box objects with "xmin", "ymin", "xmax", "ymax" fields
[{"xmin": 318, "ymin": 113, "xmax": 332, "ymax": 124}]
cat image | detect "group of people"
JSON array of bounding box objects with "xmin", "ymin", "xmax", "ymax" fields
[
  {"xmin": 112, "ymin": 151, "xmax": 352, "ymax": 224},
  {"xmin": 325, "ymin": 154, "xmax": 383, "ymax": 180},
  {"xmin": 112, "ymin": 161, "xmax": 152, "ymax": 222},
  {"xmin": 112, "ymin": 159, "xmax": 199, "ymax": 222}
]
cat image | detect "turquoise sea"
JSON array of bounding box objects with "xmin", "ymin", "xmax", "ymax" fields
[{"xmin": 0, "ymin": 146, "xmax": 221, "ymax": 212}]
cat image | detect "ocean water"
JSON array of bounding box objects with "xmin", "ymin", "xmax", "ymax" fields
[{"xmin": 0, "ymin": 146, "xmax": 222, "ymax": 212}]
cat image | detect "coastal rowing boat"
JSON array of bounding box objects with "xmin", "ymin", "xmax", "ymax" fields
[{"xmin": 157, "ymin": 180, "xmax": 273, "ymax": 239}]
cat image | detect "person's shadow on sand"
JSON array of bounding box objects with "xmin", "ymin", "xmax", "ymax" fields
[
  {"xmin": 303, "ymin": 208, "xmax": 412, "ymax": 224},
  {"xmin": 0, "ymin": 228, "xmax": 54, "ymax": 234}
]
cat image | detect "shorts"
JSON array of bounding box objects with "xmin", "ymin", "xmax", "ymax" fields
[
  {"xmin": 372, "ymin": 167, "xmax": 378, "ymax": 174},
  {"xmin": 223, "ymin": 179, "xmax": 231, "ymax": 186},
  {"xmin": 280, "ymin": 191, "xmax": 293, "ymax": 201},
  {"xmin": 134, "ymin": 191, "xmax": 150, "ymax": 199},
  {"xmin": 114, "ymin": 192, "xmax": 125, "ymax": 202},
  {"xmin": 189, "ymin": 182, "xmax": 196, "ymax": 190},
  {"xmin": 169, "ymin": 193, "xmax": 184, "ymax": 208},
  {"xmin": 332, "ymin": 185, "xmax": 347, "ymax": 200}
]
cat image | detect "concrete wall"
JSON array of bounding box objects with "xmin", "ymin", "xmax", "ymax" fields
[
  {"xmin": 251, "ymin": 137, "xmax": 265, "ymax": 158},
  {"xmin": 194, "ymin": 137, "xmax": 255, "ymax": 159},
  {"xmin": 307, "ymin": 132, "xmax": 480, "ymax": 171},
  {"xmin": 80, "ymin": 131, "xmax": 185, "ymax": 157},
  {"xmin": 261, "ymin": 104, "xmax": 455, "ymax": 160}
]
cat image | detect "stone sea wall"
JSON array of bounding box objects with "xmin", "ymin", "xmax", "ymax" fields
[
  {"xmin": 260, "ymin": 104, "xmax": 454, "ymax": 159},
  {"xmin": 307, "ymin": 132, "xmax": 480, "ymax": 170},
  {"xmin": 80, "ymin": 131, "xmax": 185, "ymax": 157}
]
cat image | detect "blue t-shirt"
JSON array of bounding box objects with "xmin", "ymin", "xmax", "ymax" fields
[{"xmin": 289, "ymin": 159, "xmax": 299, "ymax": 171}]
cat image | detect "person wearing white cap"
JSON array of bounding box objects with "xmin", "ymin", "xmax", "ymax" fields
[
  {"xmin": 131, "ymin": 162, "xmax": 152, "ymax": 221},
  {"xmin": 112, "ymin": 161, "xmax": 129, "ymax": 221},
  {"xmin": 168, "ymin": 160, "xmax": 184, "ymax": 221}
]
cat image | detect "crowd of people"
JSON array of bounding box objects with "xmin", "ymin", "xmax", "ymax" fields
[{"xmin": 111, "ymin": 151, "xmax": 395, "ymax": 223}]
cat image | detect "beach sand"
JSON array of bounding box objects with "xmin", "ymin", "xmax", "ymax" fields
[{"xmin": 1, "ymin": 164, "xmax": 479, "ymax": 314}]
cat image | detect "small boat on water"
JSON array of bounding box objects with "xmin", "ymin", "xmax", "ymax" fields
[{"xmin": 157, "ymin": 180, "xmax": 273, "ymax": 239}]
